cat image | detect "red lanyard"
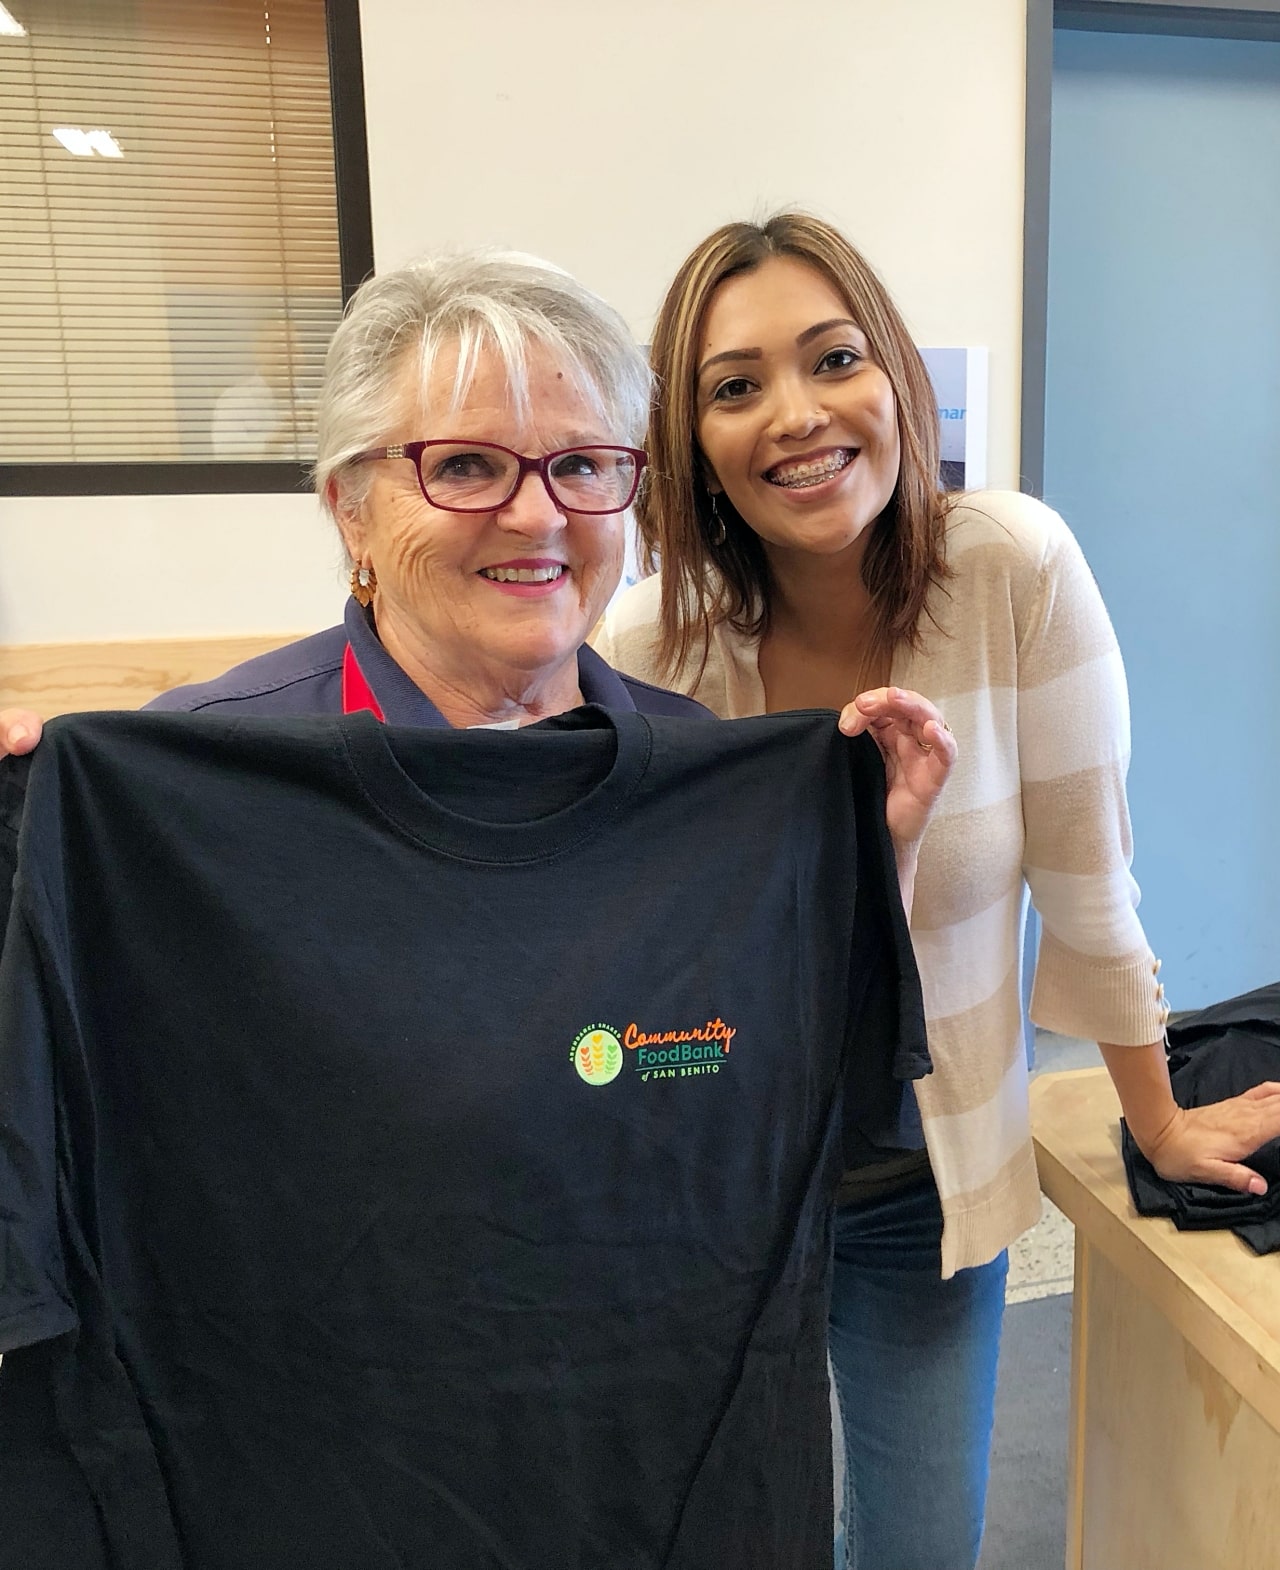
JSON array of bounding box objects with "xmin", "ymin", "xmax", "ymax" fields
[{"xmin": 341, "ymin": 642, "xmax": 385, "ymax": 721}]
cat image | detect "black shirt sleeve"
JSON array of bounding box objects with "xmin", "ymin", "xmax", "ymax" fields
[
  {"xmin": 840, "ymin": 734, "xmax": 931, "ymax": 1169},
  {"xmin": 0, "ymin": 879, "xmax": 77, "ymax": 1355},
  {"xmin": 0, "ymin": 753, "xmax": 30, "ymax": 944}
]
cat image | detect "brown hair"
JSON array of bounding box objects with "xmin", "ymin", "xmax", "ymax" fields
[{"xmin": 639, "ymin": 211, "xmax": 952, "ymax": 681}]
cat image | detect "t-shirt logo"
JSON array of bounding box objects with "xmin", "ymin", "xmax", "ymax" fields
[
  {"xmin": 571, "ymin": 1025, "xmax": 624, "ymax": 1086},
  {"xmin": 570, "ymin": 1018, "xmax": 737, "ymax": 1085}
]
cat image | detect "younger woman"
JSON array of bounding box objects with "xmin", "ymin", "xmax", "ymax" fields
[{"xmin": 595, "ymin": 212, "xmax": 1280, "ymax": 1570}]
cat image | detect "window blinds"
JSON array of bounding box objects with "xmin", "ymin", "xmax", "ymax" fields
[{"xmin": 0, "ymin": 1, "xmax": 345, "ymax": 464}]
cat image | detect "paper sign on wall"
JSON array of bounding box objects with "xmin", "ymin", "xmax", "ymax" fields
[{"xmin": 919, "ymin": 346, "xmax": 989, "ymax": 491}]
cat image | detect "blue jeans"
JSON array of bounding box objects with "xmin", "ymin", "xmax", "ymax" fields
[{"xmin": 829, "ymin": 1179, "xmax": 1008, "ymax": 1570}]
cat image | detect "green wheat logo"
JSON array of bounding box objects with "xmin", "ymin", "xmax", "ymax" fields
[{"xmin": 571, "ymin": 1024, "xmax": 623, "ymax": 1086}]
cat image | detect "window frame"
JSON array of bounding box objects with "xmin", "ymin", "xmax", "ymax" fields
[{"xmin": 0, "ymin": 0, "xmax": 374, "ymax": 499}]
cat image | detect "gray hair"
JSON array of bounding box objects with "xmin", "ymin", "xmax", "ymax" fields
[{"xmin": 315, "ymin": 249, "xmax": 651, "ymax": 520}]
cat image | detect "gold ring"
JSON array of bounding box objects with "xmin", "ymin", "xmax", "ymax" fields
[{"xmin": 918, "ymin": 739, "xmax": 934, "ymax": 754}]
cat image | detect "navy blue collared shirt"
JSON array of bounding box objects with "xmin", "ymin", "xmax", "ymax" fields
[{"xmin": 149, "ymin": 598, "xmax": 707, "ymax": 726}]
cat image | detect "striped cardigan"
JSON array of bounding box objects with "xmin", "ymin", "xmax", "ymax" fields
[{"xmin": 595, "ymin": 490, "xmax": 1168, "ymax": 1277}]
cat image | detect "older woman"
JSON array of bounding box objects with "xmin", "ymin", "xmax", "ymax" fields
[
  {"xmin": 0, "ymin": 249, "xmax": 955, "ymax": 1566},
  {"xmin": 175, "ymin": 255, "xmax": 694, "ymax": 731},
  {"xmin": 595, "ymin": 211, "xmax": 1280, "ymax": 1570}
]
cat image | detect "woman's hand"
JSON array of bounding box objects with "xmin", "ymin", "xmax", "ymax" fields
[
  {"xmin": 0, "ymin": 709, "xmax": 42, "ymax": 758},
  {"xmin": 838, "ymin": 687, "xmax": 956, "ymax": 852},
  {"xmin": 1139, "ymin": 1084, "xmax": 1280, "ymax": 1195}
]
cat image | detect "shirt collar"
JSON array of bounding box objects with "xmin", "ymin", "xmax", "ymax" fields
[
  {"xmin": 342, "ymin": 597, "xmax": 637, "ymax": 726},
  {"xmin": 577, "ymin": 641, "xmax": 636, "ymax": 711}
]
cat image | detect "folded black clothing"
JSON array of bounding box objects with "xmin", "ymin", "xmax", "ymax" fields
[{"xmin": 1121, "ymin": 982, "xmax": 1280, "ymax": 1254}]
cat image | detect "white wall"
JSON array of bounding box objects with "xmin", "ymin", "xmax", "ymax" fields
[
  {"xmin": 363, "ymin": 0, "xmax": 1028, "ymax": 484},
  {"xmin": 0, "ymin": 495, "xmax": 341, "ymax": 645},
  {"xmin": 2, "ymin": 0, "xmax": 1028, "ymax": 645}
]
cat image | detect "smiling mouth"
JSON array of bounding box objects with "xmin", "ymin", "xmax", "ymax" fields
[
  {"xmin": 765, "ymin": 449, "xmax": 856, "ymax": 488},
  {"xmin": 478, "ymin": 565, "xmax": 566, "ymax": 584}
]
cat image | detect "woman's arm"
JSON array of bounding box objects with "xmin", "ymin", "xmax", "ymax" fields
[
  {"xmin": 1016, "ymin": 510, "xmax": 1280, "ymax": 1194},
  {"xmin": 1100, "ymin": 1039, "xmax": 1280, "ymax": 1195}
]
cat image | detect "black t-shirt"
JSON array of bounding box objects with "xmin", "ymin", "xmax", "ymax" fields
[{"xmin": 0, "ymin": 707, "xmax": 928, "ymax": 1570}]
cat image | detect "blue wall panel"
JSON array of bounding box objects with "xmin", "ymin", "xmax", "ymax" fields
[{"xmin": 1046, "ymin": 28, "xmax": 1280, "ymax": 1006}]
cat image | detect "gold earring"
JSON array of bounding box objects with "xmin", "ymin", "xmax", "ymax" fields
[{"xmin": 350, "ymin": 564, "xmax": 377, "ymax": 607}]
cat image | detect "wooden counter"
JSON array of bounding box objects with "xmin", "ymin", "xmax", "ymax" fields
[
  {"xmin": 0, "ymin": 634, "xmax": 297, "ymax": 717},
  {"xmin": 1030, "ymin": 1068, "xmax": 1280, "ymax": 1570}
]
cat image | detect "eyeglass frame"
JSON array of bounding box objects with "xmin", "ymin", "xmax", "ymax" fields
[{"xmin": 351, "ymin": 438, "xmax": 648, "ymax": 516}]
